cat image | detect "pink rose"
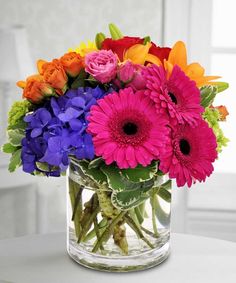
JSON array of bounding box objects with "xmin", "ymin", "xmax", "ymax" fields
[
  {"xmin": 116, "ymin": 61, "xmax": 146, "ymax": 90},
  {"xmin": 117, "ymin": 61, "xmax": 136, "ymax": 83},
  {"xmin": 127, "ymin": 65, "xmax": 146, "ymax": 91},
  {"xmin": 85, "ymin": 50, "xmax": 118, "ymax": 83}
]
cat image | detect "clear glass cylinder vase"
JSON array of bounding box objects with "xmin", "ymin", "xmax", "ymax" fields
[{"xmin": 67, "ymin": 158, "xmax": 171, "ymax": 272}]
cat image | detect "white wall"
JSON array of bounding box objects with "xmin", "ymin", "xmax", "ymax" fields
[{"xmin": 0, "ymin": 0, "xmax": 163, "ymax": 62}]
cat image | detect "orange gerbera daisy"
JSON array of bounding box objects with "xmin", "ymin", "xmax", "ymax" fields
[{"xmin": 164, "ymin": 41, "xmax": 220, "ymax": 87}]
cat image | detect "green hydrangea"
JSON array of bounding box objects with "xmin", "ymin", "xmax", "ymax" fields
[
  {"xmin": 203, "ymin": 107, "xmax": 229, "ymax": 153},
  {"xmin": 8, "ymin": 100, "xmax": 31, "ymax": 128}
]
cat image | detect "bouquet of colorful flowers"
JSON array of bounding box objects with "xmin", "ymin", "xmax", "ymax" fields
[{"xmin": 2, "ymin": 23, "xmax": 229, "ymax": 269}]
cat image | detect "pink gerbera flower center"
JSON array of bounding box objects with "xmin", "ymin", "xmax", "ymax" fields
[
  {"xmin": 179, "ymin": 138, "xmax": 191, "ymax": 155},
  {"xmin": 109, "ymin": 111, "xmax": 151, "ymax": 146},
  {"xmin": 168, "ymin": 92, "xmax": 178, "ymax": 104},
  {"xmin": 173, "ymin": 137, "xmax": 192, "ymax": 167}
]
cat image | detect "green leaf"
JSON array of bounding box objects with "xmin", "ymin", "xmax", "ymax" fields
[
  {"xmin": 200, "ymin": 85, "xmax": 218, "ymax": 108},
  {"xmin": 8, "ymin": 128, "xmax": 25, "ymax": 146},
  {"xmin": 8, "ymin": 119, "xmax": 27, "ymax": 131},
  {"xmin": 101, "ymin": 164, "xmax": 148, "ymax": 191},
  {"xmin": 120, "ymin": 161, "xmax": 157, "ymax": 182},
  {"xmin": 76, "ymin": 160, "xmax": 107, "ymax": 184},
  {"xmin": 71, "ymin": 69, "xmax": 87, "ymax": 89},
  {"xmin": 157, "ymin": 187, "xmax": 171, "ymax": 202},
  {"xmin": 1, "ymin": 143, "xmax": 18, "ymax": 154},
  {"xmin": 157, "ymin": 169, "xmax": 164, "ymax": 176},
  {"xmin": 95, "ymin": 32, "xmax": 106, "ymax": 49},
  {"xmin": 100, "ymin": 164, "xmax": 126, "ymax": 191},
  {"xmin": 143, "ymin": 36, "xmax": 151, "ymax": 45},
  {"xmin": 8, "ymin": 149, "xmax": 22, "ymax": 172},
  {"xmin": 155, "ymin": 194, "xmax": 170, "ymax": 226},
  {"xmin": 111, "ymin": 189, "xmax": 149, "ymax": 210},
  {"xmin": 111, "ymin": 179, "xmax": 152, "ymax": 210},
  {"xmin": 36, "ymin": 162, "xmax": 50, "ymax": 171},
  {"xmin": 35, "ymin": 162, "xmax": 60, "ymax": 173},
  {"xmin": 111, "ymin": 179, "xmax": 154, "ymax": 210},
  {"xmin": 101, "ymin": 164, "xmax": 156, "ymax": 210},
  {"xmin": 160, "ymin": 179, "xmax": 172, "ymax": 190},
  {"xmin": 215, "ymin": 82, "xmax": 229, "ymax": 93},
  {"xmin": 88, "ymin": 157, "xmax": 104, "ymax": 169},
  {"xmin": 109, "ymin": 23, "xmax": 123, "ymax": 40}
]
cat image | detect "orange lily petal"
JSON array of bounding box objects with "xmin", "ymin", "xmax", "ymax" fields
[
  {"xmin": 124, "ymin": 43, "xmax": 151, "ymax": 65},
  {"xmin": 168, "ymin": 41, "xmax": 187, "ymax": 70},
  {"xmin": 145, "ymin": 54, "xmax": 162, "ymax": 66},
  {"xmin": 185, "ymin": 63, "xmax": 205, "ymax": 78},
  {"xmin": 196, "ymin": 76, "xmax": 221, "ymax": 87},
  {"xmin": 164, "ymin": 60, "xmax": 173, "ymax": 79}
]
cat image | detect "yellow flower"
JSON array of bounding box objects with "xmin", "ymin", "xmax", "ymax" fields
[
  {"xmin": 124, "ymin": 42, "xmax": 162, "ymax": 65},
  {"xmin": 164, "ymin": 41, "xmax": 220, "ymax": 87},
  {"xmin": 69, "ymin": 41, "xmax": 97, "ymax": 57}
]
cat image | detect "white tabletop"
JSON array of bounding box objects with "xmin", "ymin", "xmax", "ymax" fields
[{"xmin": 0, "ymin": 233, "xmax": 236, "ymax": 283}]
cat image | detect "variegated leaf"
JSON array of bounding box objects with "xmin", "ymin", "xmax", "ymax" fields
[{"xmin": 120, "ymin": 161, "xmax": 158, "ymax": 183}]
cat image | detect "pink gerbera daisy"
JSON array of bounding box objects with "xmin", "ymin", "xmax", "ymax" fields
[
  {"xmin": 142, "ymin": 65, "xmax": 204, "ymax": 125},
  {"xmin": 87, "ymin": 87, "xmax": 170, "ymax": 169},
  {"xmin": 159, "ymin": 119, "xmax": 218, "ymax": 187}
]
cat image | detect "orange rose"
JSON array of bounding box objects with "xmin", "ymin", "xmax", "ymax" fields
[
  {"xmin": 38, "ymin": 59, "xmax": 68, "ymax": 91},
  {"xmin": 60, "ymin": 52, "xmax": 84, "ymax": 77},
  {"xmin": 17, "ymin": 75, "xmax": 54, "ymax": 103},
  {"xmin": 215, "ymin": 105, "xmax": 229, "ymax": 121}
]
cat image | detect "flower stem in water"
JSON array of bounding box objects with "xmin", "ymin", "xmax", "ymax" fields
[
  {"xmin": 92, "ymin": 211, "xmax": 126, "ymax": 253},
  {"xmin": 150, "ymin": 189, "xmax": 159, "ymax": 237},
  {"xmin": 125, "ymin": 214, "xmax": 154, "ymax": 249}
]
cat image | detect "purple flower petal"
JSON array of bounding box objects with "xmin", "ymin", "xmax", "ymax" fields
[
  {"xmin": 58, "ymin": 107, "xmax": 83, "ymax": 122},
  {"xmin": 39, "ymin": 109, "xmax": 52, "ymax": 125},
  {"xmin": 69, "ymin": 119, "xmax": 83, "ymax": 131},
  {"xmin": 48, "ymin": 137, "xmax": 61, "ymax": 152},
  {"xmin": 71, "ymin": 97, "xmax": 86, "ymax": 109},
  {"xmin": 31, "ymin": 128, "xmax": 42, "ymax": 138}
]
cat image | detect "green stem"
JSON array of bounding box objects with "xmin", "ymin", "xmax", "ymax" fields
[
  {"xmin": 72, "ymin": 186, "xmax": 83, "ymax": 221},
  {"xmin": 129, "ymin": 208, "xmax": 140, "ymax": 228},
  {"xmin": 92, "ymin": 211, "xmax": 126, "ymax": 253},
  {"xmin": 134, "ymin": 206, "xmax": 144, "ymax": 224},
  {"xmin": 83, "ymin": 218, "xmax": 108, "ymax": 242},
  {"xmin": 150, "ymin": 189, "xmax": 159, "ymax": 237},
  {"xmin": 93, "ymin": 216, "xmax": 104, "ymax": 251},
  {"xmin": 125, "ymin": 214, "xmax": 154, "ymax": 249},
  {"xmin": 77, "ymin": 195, "xmax": 100, "ymax": 243},
  {"xmin": 96, "ymin": 188, "xmax": 119, "ymax": 219},
  {"xmin": 69, "ymin": 178, "xmax": 82, "ymax": 237},
  {"xmin": 141, "ymin": 226, "xmax": 159, "ymax": 239},
  {"xmin": 113, "ymin": 224, "xmax": 128, "ymax": 255}
]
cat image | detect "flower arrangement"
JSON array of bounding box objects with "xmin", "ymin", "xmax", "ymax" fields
[
  {"xmin": 2, "ymin": 23, "xmax": 229, "ymax": 269},
  {"xmin": 2, "ymin": 24, "xmax": 229, "ymax": 185}
]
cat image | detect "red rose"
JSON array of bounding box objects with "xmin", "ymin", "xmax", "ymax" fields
[
  {"xmin": 149, "ymin": 42, "xmax": 171, "ymax": 63},
  {"xmin": 101, "ymin": 36, "xmax": 143, "ymax": 61}
]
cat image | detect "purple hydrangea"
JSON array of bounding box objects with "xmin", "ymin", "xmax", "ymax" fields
[{"xmin": 21, "ymin": 86, "xmax": 108, "ymax": 175}]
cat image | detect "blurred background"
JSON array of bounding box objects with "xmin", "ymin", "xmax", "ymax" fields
[{"xmin": 0, "ymin": 0, "xmax": 235, "ymax": 241}]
